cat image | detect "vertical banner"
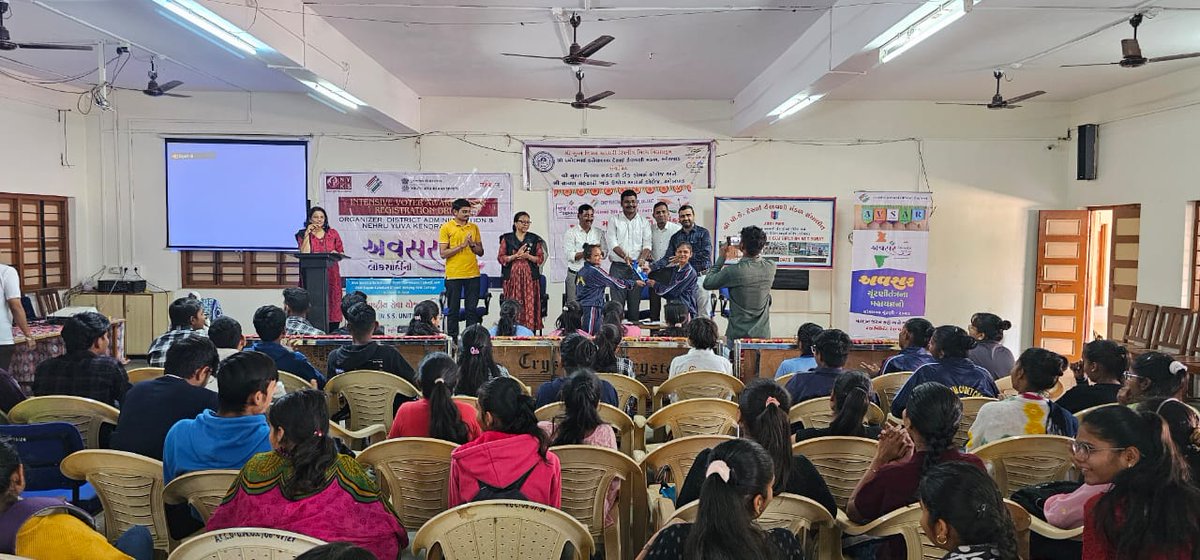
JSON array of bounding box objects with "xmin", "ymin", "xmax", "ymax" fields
[
  {"xmin": 523, "ymin": 140, "xmax": 715, "ymax": 191},
  {"xmin": 320, "ymin": 172, "xmax": 512, "ymax": 278},
  {"xmin": 548, "ymin": 185, "xmax": 695, "ymax": 282},
  {"xmin": 848, "ymin": 191, "xmax": 933, "ymax": 339},
  {"xmin": 343, "ymin": 277, "xmax": 445, "ymax": 335},
  {"xmin": 713, "ymin": 197, "xmax": 836, "ymax": 268}
]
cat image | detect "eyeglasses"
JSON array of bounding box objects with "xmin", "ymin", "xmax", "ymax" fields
[
  {"xmin": 1123, "ymin": 371, "xmax": 1141, "ymax": 382},
  {"xmin": 516, "ymin": 221, "xmax": 531, "ymax": 225},
  {"xmin": 1071, "ymin": 440, "xmax": 1127, "ymax": 459}
]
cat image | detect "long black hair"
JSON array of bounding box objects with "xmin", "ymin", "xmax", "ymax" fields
[
  {"xmin": 1136, "ymin": 397, "xmax": 1200, "ymax": 481},
  {"xmin": 1130, "ymin": 351, "xmax": 1188, "ymax": 401},
  {"xmin": 0, "ymin": 439, "xmax": 21, "ymax": 508},
  {"xmin": 551, "ymin": 369, "xmax": 605, "ymax": 447},
  {"xmin": 970, "ymin": 312, "xmax": 1011, "ymax": 342},
  {"xmin": 560, "ymin": 333, "xmax": 598, "ymax": 374},
  {"xmin": 903, "ymin": 318, "xmax": 935, "ymax": 349},
  {"xmin": 829, "ymin": 371, "xmax": 873, "ymax": 437},
  {"xmin": 268, "ymin": 389, "xmax": 338, "ymax": 498},
  {"xmin": 683, "ymin": 438, "xmax": 780, "ymax": 560},
  {"xmin": 455, "ymin": 325, "xmax": 502, "ymax": 397},
  {"xmin": 419, "ymin": 352, "xmax": 470, "ymax": 444},
  {"xmin": 1015, "ymin": 347, "xmax": 1067, "ymax": 392},
  {"xmin": 406, "ymin": 300, "xmax": 441, "ymax": 336},
  {"xmin": 905, "ymin": 382, "xmax": 962, "ymax": 477},
  {"xmin": 919, "ymin": 462, "xmax": 1018, "ymax": 560},
  {"xmin": 556, "ymin": 301, "xmax": 584, "ymax": 334},
  {"xmin": 796, "ymin": 323, "xmax": 824, "ymax": 356},
  {"xmin": 479, "ymin": 376, "xmax": 549, "ymax": 459},
  {"xmin": 931, "ymin": 325, "xmax": 976, "ymax": 359},
  {"xmin": 1081, "ymin": 339, "xmax": 1129, "ymax": 383},
  {"xmin": 1083, "ymin": 405, "xmax": 1200, "ymax": 560},
  {"xmin": 495, "ymin": 299, "xmax": 523, "ymax": 337},
  {"xmin": 592, "ymin": 323, "xmax": 624, "ymax": 373},
  {"xmin": 299, "ymin": 206, "xmax": 330, "ymax": 237},
  {"xmin": 738, "ymin": 379, "xmax": 793, "ymax": 495},
  {"xmin": 601, "ymin": 301, "xmax": 625, "ymax": 328},
  {"xmin": 659, "ymin": 302, "xmax": 689, "ymax": 337}
]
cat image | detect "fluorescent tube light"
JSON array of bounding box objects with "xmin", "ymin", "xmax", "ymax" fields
[
  {"xmin": 768, "ymin": 93, "xmax": 823, "ymax": 120},
  {"xmin": 151, "ymin": 0, "xmax": 269, "ymax": 55},
  {"xmin": 302, "ymin": 81, "xmax": 364, "ymax": 110},
  {"xmin": 879, "ymin": 0, "xmax": 978, "ymax": 64}
]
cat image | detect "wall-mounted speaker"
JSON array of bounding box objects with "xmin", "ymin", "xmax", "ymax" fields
[{"xmin": 1077, "ymin": 124, "xmax": 1098, "ymax": 181}]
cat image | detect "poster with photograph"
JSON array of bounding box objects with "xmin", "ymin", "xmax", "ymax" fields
[{"xmin": 713, "ymin": 197, "xmax": 836, "ymax": 268}]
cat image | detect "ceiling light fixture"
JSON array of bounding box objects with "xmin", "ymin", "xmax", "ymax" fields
[
  {"xmin": 878, "ymin": 0, "xmax": 981, "ymax": 64},
  {"xmin": 150, "ymin": 0, "xmax": 269, "ymax": 55},
  {"xmin": 301, "ymin": 80, "xmax": 364, "ymax": 110},
  {"xmin": 768, "ymin": 93, "xmax": 824, "ymax": 120}
]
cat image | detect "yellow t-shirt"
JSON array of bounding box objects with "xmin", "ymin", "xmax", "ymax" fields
[
  {"xmin": 16, "ymin": 512, "xmax": 133, "ymax": 559},
  {"xmin": 439, "ymin": 220, "xmax": 482, "ymax": 280}
]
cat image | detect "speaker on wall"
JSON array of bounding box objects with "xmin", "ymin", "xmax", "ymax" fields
[{"xmin": 1078, "ymin": 123, "xmax": 1098, "ymax": 180}]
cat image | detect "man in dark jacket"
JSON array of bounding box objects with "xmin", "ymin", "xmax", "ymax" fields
[{"xmin": 326, "ymin": 302, "xmax": 415, "ymax": 384}]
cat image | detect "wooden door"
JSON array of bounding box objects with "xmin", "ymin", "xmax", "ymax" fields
[
  {"xmin": 124, "ymin": 295, "xmax": 154, "ymax": 355},
  {"xmin": 1033, "ymin": 211, "xmax": 1090, "ymax": 361},
  {"xmin": 1107, "ymin": 205, "xmax": 1141, "ymax": 341}
]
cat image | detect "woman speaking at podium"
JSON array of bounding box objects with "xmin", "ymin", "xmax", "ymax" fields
[{"xmin": 297, "ymin": 206, "xmax": 345, "ymax": 331}]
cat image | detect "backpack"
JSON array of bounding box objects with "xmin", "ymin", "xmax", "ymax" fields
[{"xmin": 473, "ymin": 465, "xmax": 537, "ymax": 502}]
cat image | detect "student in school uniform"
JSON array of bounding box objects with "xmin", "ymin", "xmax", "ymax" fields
[
  {"xmin": 878, "ymin": 318, "xmax": 936, "ymax": 375},
  {"xmin": 889, "ymin": 326, "xmax": 998, "ymax": 417}
]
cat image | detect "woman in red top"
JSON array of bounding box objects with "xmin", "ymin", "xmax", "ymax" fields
[
  {"xmin": 389, "ymin": 353, "xmax": 481, "ymax": 442},
  {"xmin": 296, "ymin": 206, "xmax": 345, "ymax": 330},
  {"xmin": 1077, "ymin": 405, "xmax": 1200, "ymax": 560}
]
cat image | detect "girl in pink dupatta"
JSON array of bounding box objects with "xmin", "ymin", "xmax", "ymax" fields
[{"xmin": 207, "ymin": 390, "xmax": 407, "ymax": 560}]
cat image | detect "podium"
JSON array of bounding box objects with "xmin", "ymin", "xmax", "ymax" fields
[{"xmin": 293, "ymin": 252, "xmax": 346, "ymax": 329}]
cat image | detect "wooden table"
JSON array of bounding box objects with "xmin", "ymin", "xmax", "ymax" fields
[
  {"xmin": 250, "ymin": 335, "xmax": 452, "ymax": 373},
  {"xmin": 492, "ymin": 336, "xmax": 706, "ymax": 394},
  {"xmin": 732, "ymin": 338, "xmax": 897, "ymax": 381},
  {"xmin": 11, "ymin": 319, "xmax": 127, "ymax": 392}
]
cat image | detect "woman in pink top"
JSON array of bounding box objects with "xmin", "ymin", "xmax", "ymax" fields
[
  {"xmin": 389, "ymin": 353, "xmax": 481, "ymax": 442},
  {"xmin": 538, "ymin": 369, "xmax": 618, "ymax": 526}
]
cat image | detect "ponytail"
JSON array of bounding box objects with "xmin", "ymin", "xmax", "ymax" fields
[
  {"xmin": 496, "ymin": 300, "xmax": 521, "ymax": 337},
  {"xmin": 456, "ymin": 325, "xmax": 501, "ymax": 397},
  {"xmin": 479, "ymin": 376, "xmax": 549, "ymax": 458},
  {"xmin": 738, "ymin": 379, "xmax": 793, "ymax": 495},
  {"xmin": 267, "ymin": 389, "xmax": 338, "ymax": 498},
  {"xmin": 829, "ymin": 371, "xmax": 873, "ymax": 438},
  {"xmin": 406, "ymin": 300, "xmax": 441, "ymax": 336},
  {"xmin": 420, "ymin": 352, "xmax": 470, "ymax": 444},
  {"xmin": 592, "ymin": 324, "xmax": 623, "ymax": 373},
  {"xmin": 552, "ymin": 369, "xmax": 604, "ymax": 446},
  {"xmin": 683, "ymin": 439, "xmax": 780, "ymax": 560}
]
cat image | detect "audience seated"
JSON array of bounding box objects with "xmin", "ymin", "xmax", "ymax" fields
[
  {"xmin": 640, "ymin": 439, "xmax": 804, "ymax": 560},
  {"xmin": 774, "ymin": 322, "xmax": 823, "ymax": 378},
  {"xmin": 388, "ymin": 352, "xmax": 480, "ymax": 442},
  {"xmin": 162, "ymin": 351, "xmax": 276, "ymax": 482},
  {"xmin": 330, "ymin": 291, "xmax": 383, "ymax": 336},
  {"xmin": 879, "ymin": 317, "xmax": 936, "ymax": 375},
  {"xmin": 537, "ymin": 369, "xmax": 618, "ymax": 526},
  {"xmin": 535, "ymin": 334, "xmax": 618, "ymax": 408},
  {"xmin": 326, "ymin": 303, "xmax": 415, "ymax": 383},
  {"xmin": 1056, "ymin": 339, "xmax": 1127, "ymax": 414},
  {"xmin": 283, "ymin": 287, "xmax": 325, "ymax": 336},
  {"xmin": 32, "ymin": 311, "xmax": 130, "ymax": 407},
  {"xmin": 0, "ymin": 439, "xmax": 153, "ymax": 560},
  {"xmin": 550, "ymin": 301, "xmax": 589, "ymax": 337},
  {"xmin": 449, "ymin": 376, "xmax": 561, "ymax": 508},
  {"xmin": 890, "ymin": 326, "xmax": 998, "ymax": 417},
  {"xmin": 593, "ymin": 323, "xmax": 636, "ymax": 376},
  {"xmin": 967, "ymin": 312, "xmax": 1015, "ymax": 380},
  {"xmin": 295, "ymin": 542, "xmax": 377, "ymax": 560},
  {"xmin": 795, "ymin": 370, "xmax": 882, "ymax": 442},
  {"xmin": 668, "ymin": 318, "xmax": 732, "ymax": 377},
  {"xmin": 919, "ymin": 461, "xmax": 1019, "ymax": 560},
  {"xmin": 677, "ymin": 379, "xmax": 836, "ymax": 515},
  {"xmin": 186, "ymin": 291, "xmax": 223, "ymax": 327},
  {"xmin": 1077, "ymin": 405, "xmax": 1200, "ymax": 559},
  {"xmin": 1135, "ymin": 397, "xmax": 1200, "ymax": 480},
  {"xmin": 655, "ymin": 302, "xmax": 689, "ymax": 338},
  {"xmin": 603, "ymin": 301, "xmax": 644, "ymax": 337},
  {"xmin": 207, "ymin": 316, "xmax": 286, "ymax": 402},
  {"xmin": 247, "ymin": 305, "xmax": 325, "ymax": 389},
  {"xmin": 111, "ymin": 335, "xmax": 219, "ymax": 460},
  {"xmin": 490, "ymin": 299, "xmax": 534, "ymax": 337},
  {"xmin": 147, "ymin": 297, "xmax": 207, "ymax": 368},
  {"xmin": 1119, "ymin": 351, "xmax": 1188, "ymax": 405},
  {"xmin": 207, "ymin": 390, "xmax": 407, "ymax": 560},
  {"xmin": 454, "ymin": 325, "xmax": 509, "ymax": 397},
  {"xmin": 966, "ymin": 347, "xmax": 1078, "ymax": 451},
  {"xmin": 404, "ymin": 300, "xmax": 442, "ymax": 336},
  {"xmin": 785, "ymin": 328, "xmax": 851, "ymax": 404}
]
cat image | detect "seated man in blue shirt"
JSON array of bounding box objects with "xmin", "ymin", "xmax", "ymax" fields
[
  {"xmin": 786, "ymin": 328, "xmax": 851, "ymax": 404},
  {"xmin": 246, "ymin": 305, "xmax": 325, "ymax": 388}
]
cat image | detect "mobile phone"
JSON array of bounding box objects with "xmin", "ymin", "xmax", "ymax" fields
[{"xmin": 728, "ymin": 235, "xmax": 741, "ymax": 246}]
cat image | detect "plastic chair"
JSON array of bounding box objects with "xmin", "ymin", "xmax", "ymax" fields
[
  {"xmin": 775, "ymin": 373, "xmax": 795, "ymax": 389},
  {"xmin": 60, "ymin": 449, "xmax": 170, "ymax": 552},
  {"xmin": 536, "ymin": 402, "xmax": 645, "ymax": 459},
  {"xmin": 411, "ymin": 499, "xmax": 594, "ymax": 560},
  {"xmin": 324, "ymin": 370, "xmax": 418, "ymax": 438},
  {"xmin": 971, "ymin": 435, "xmax": 1076, "ymax": 495},
  {"xmin": 639, "ymin": 435, "xmax": 733, "ymax": 530},
  {"xmin": 652, "ymin": 371, "xmax": 744, "ymax": 408},
  {"xmin": 9, "ymin": 396, "xmax": 119, "ymax": 450},
  {"xmin": 126, "ymin": 367, "xmax": 165, "ymax": 385},
  {"xmin": 871, "ymin": 371, "xmax": 912, "ymax": 413},
  {"xmin": 168, "ymin": 528, "xmax": 326, "ymax": 560},
  {"xmin": 328, "ymin": 421, "xmax": 386, "ymax": 451},
  {"xmin": 162, "ymin": 469, "xmax": 239, "ymax": 523},
  {"xmin": 839, "ymin": 501, "xmax": 1031, "ymax": 560},
  {"xmin": 451, "ymin": 395, "xmax": 479, "ymax": 411},
  {"xmin": 645, "ymin": 398, "xmax": 738, "ymax": 440},
  {"xmin": 671, "ymin": 493, "xmax": 840, "ymax": 560},
  {"xmin": 0, "ymin": 422, "xmax": 93, "ymax": 504},
  {"xmin": 597, "ymin": 373, "xmax": 651, "ymax": 418},
  {"xmin": 439, "ymin": 273, "xmax": 493, "ymax": 323},
  {"xmin": 955, "ymin": 396, "xmax": 998, "ymax": 449},
  {"xmin": 792, "ymin": 436, "xmax": 878, "ymax": 512},
  {"xmin": 712, "ymin": 287, "xmax": 731, "ymax": 318},
  {"xmin": 789, "ymin": 398, "xmax": 886, "ymax": 430},
  {"xmin": 552, "ymin": 445, "xmax": 647, "ymax": 560},
  {"xmin": 1074, "ymin": 402, "xmax": 1119, "ymax": 421},
  {"xmin": 357, "ymin": 437, "xmax": 457, "ymax": 533},
  {"xmin": 277, "ymin": 370, "xmax": 313, "ymax": 394}
]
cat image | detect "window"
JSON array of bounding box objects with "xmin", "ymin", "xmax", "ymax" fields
[
  {"xmin": 181, "ymin": 251, "xmax": 299, "ymax": 289},
  {"xmin": 1193, "ymin": 201, "xmax": 1200, "ymax": 311},
  {"xmin": 0, "ymin": 193, "xmax": 70, "ymax": 290}
]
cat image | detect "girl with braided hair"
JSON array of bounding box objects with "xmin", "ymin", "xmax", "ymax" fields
[
  {"xmin": 919, "ymin": 461, "xmax": 1019, "ymax": 560},
  {"xmin": 890, "ymin": 325, "xmax": 998, "ymax": 417}
]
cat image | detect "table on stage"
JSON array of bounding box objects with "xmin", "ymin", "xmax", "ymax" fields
[
  {"xmin": 732, "ymin": 338, "xmax": 897, "ymax": 381},
  {"xmin": 10, "ymin": 320, "xmax": 128, "ymax": 392},
  {"xmin": 252, "ymin": 335, "xmax": 452, "ymax": 373},
  {"xmin": 491, "ymin": 336, "xmax": 698, "ymax": 394}
]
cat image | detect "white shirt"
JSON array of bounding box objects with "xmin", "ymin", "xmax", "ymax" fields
[
  {"xmin": 605, "ymin": 212, "xmax": 653, "ymax": 264},
  {"xmin": 563, "ymin": 225, "xmax": 606, "ymax": 272},
  {"xmin": 669, "ymin": 348, "xmax": 734, "ymax": 378},
  {"xmin": 651, "ymin": 221, "xmax": 682, "ymax": 261},
  {"xmin": 0, "ymin": 264, "xmax": 20, "ymax": 345}
]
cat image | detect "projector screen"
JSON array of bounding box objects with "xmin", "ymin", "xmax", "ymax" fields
[{"xmin": 166, "ymin": 139, "xmax": 308, "ymax": 250}]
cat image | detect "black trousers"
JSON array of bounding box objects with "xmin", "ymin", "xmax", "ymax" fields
[
  {"xmin": 0, "ymin": 345, "xmax": 13, "ymax": 371},
  {"xmin": 445, "ymin": 276, "xmax": 480, "ymax": 339},
  {"xmin": 608, "ymin": 262, "xmax": 641, "ymax": 323}
]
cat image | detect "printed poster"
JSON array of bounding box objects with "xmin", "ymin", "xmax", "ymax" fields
[
  {"xmin": 343, "ymin": 277, "xmax": 444, "ymax": 335},
  {"xmin": 713, "ymin": 197, "xmax": 836, "ymax": 268},
  {"xmin": 848, "ymin": 191, "xmax": 933, "ymax": 339},
  {"xmin": 320, "ymin": 172, "xmax": 512, "ymax": 278},
  {"xmin": 524, "ymin": 140, "xmax": 715, "ymax": 191}
]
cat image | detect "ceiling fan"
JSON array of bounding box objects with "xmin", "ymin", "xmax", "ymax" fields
[
  {"xmin": 527, "ymin": 71, "xmax": 614, "ymax": 110},
  {"xmin": 0, "ymin": 1, "xmax": 92, "ymax": 51},
  {"xmin": 937, "ymin": 70, "xmax": 1045, "ymax": 109},
  {"xmin": 142, "ymin": 57, "xmax": 188, "ymax": 98},
  {"xmin": 503, "ymin": 13, "xmax": 615, "ymax": 68},
  {"xmin": 1063, "ymin": 13, "xmax": 1200, "ymax": 68}
]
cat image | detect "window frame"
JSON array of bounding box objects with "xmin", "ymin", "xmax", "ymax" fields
[
  {"xmin": 180, "ymin": 250, "xmax": 299, "ymax": 289},
  {"xmin": 0, "ymin": 192, "xmax": 71, "ymax": 291}
]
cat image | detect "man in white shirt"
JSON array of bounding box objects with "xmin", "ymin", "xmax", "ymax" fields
[
  {"xmin": 563, "ymin": 204, "xmax": 605, "ymax": 304},
  {"xmin": 0, "ymin": 263, "xmax": 34, "ymax": 371},
  {"xmin": 604, "ymin": 189, "xmax": 653, "ymax": 322},
  {"xmin": 648, "ymin": 202, "xmax": 681, "ymax": 322}
]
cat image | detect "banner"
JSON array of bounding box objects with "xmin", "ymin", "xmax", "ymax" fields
[
  {"xmin": 523, "ymin": 140, "xmax": 715, "ymax": 191},
  {"xmin": 848, "ymin": 191, "xmax": 933, "ymax": 339},
  {"xmin": 547, "ymin": 185, "xmax": 695, "ymax": 282},
  {"xmin": 343, "ymin": 277, "xmax": 444, "ymax": 335},
  {"xmin": 713, "ymin": 197, "xmax": 836, "ymax": 268},
  {"xmin": 320, "ymin": 172, "xmax": 512, "ymax": 278}
]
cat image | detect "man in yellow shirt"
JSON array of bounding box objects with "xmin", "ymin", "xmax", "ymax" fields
[{"xmin": 438, "ymin": 198, "xmax": 485, "ymax": 338}]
